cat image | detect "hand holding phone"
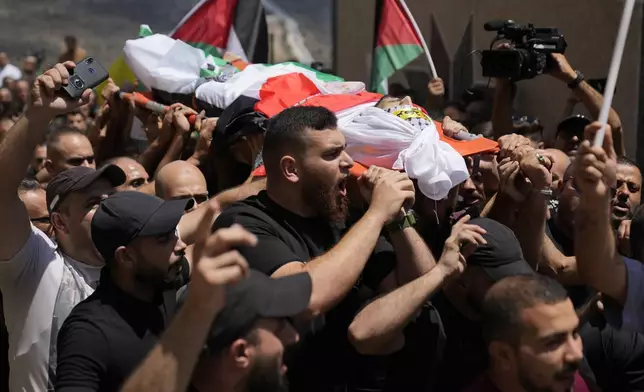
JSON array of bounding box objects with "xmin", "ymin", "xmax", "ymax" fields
[
  {"xmin": 63, "ymin": 57, "xmax": 109, "ymax": 99},
  {"xmin": 29, "ymin": 62, "xmax": 94, "ymax": 118}
]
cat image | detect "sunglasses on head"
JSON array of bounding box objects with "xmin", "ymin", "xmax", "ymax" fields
[{"xmin": 66, "ymin": 155, "xmax": 95, "ymax": 166}]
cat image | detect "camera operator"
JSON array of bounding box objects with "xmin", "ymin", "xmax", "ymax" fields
[{"xmin": 490, "ymin": 46, "xmax": 624, "ymax": 158}]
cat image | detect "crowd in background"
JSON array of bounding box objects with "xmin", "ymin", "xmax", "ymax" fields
[{"xmin": 0, "ymin": 34, "xmax": 643, "ymax": 392}]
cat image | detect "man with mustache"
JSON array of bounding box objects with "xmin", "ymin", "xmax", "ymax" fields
[
  {"xmin": 466, "ymin": 274, "xmax": 586, "ymax": 392},
  {"xmin": 55, "ymin": 192, "xmax": 193, "ymax": 392},
  {"xmin": 214, "ymin": 106, "xmax": 435, "ymax": 391},
  {"xmin": 611, "ymin": 156, "xmax": 642, "ymax": 227}
]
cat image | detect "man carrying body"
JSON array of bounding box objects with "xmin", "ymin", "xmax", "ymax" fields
[{"xmin": 214, "ymin": 106, "xmax": 435, "ymax": 391}]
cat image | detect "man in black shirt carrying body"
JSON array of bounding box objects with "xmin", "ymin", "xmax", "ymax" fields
[
  {"xmin": 214, "ymin": 106, "xmax": 437, "ymax": 391},
  {"xmin": 55, "ymin": 192, "xmax": 194, "ymax": 392}
]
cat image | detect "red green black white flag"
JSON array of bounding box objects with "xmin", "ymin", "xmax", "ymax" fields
[{"xmin": 370, "ymin": 0, "xmax": 424, "ymax": 94}]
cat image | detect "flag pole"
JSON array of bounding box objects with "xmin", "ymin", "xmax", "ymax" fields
[
  {"xmin": 593, "ymin": 0, "xmax": 635, "ymax": 147},
  {"xmin": 398, "ymin": 0, "xmax": 438, "ymax": 79}
]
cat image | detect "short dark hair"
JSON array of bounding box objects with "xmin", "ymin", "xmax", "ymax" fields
[
  {"xmin": 263, "ymin": 106, "xmax": 338, "ymax": 175},
  {"xmin": 18, "ymin": 179, "xmax": 42, "ymax": 194},
  {"xmin": 481, "ymin": 274, "xmax": 570, "ymax": 346},
  {"xmin": 631, "ymin": 204, "xmax": 644, "ymax": 260},
  {"xmin": 46, "ymin": 127, "xmax": 87, "ymax": 152},
  {"xmin": 617, "ymin": 155, "xmax": 639, "ymax": 169}
]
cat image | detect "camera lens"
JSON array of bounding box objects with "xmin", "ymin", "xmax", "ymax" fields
[
  {"xmin": 86, "ymin": 58, "xmax": 94, "ymax": 64},
  {"xmin": 70, "ymin": 75, "xmax": 85, "ymax": 89}
]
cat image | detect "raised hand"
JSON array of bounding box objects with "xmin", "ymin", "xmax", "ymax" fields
[
  {"xmin": 497, "ymin": 133, "xmax": 532, "ymax": 161},
  {"xmin": 358, "ymin": 166, "xmax": 415, "ymax": 224},
  {"xmin": 30, "ymin": 62, "xmax": 93, "ymax": 117},
  {"xmin": 428, "ymin": 77, "xmax": 445, "ymax": 97},
  {"xmin": 439, "ymin": 215, "xmax": 487, "ymax": 277},
  {"xmin": 574, "ymin": 122, "xmax": 617, "ymax": 204}
]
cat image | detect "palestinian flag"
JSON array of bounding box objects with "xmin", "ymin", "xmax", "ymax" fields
[
  {"xmin": 170, "ymin": 0, "xmax": 268, "ymax": 63},
  {"xmin": 370, "ymin": 0, "xmax": 424, "ymax": 93}
]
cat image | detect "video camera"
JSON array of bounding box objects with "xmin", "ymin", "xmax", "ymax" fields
[{"xmin": 480, "ymin": 20, "xmax": 567, "ymax": 81}]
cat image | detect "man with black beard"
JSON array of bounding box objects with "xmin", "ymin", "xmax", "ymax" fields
[
  {"xmin": 214, "ymin": 106, "xmax": 436, "ymax": 391},
  {"xmin": 55, "ymin": 191, "xmax": 193, "ymax": 392}
]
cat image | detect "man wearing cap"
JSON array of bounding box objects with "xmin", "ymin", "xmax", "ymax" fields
[
  {"xmin": 0, "ymin": 62, "xmax": 120, "ymax": 392},
  {"xmin": 431, "ymin": 217, "xmax": 536, "ymax": 390},
  {"xmin": 54, "ymin": 191, "xmax": 196, "ymax": 392},
  {"xmin": 122, "ymin": 269, "xmax": 311, "ymax": 392}
]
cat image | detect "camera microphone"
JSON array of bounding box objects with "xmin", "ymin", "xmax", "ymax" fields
[{"xmin": 484, "ymin": 20, "xmax": 513, "ymax": 31}]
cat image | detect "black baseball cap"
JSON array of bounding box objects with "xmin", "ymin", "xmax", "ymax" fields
[
  {"xmin": 212, "ymin": 96, "xmax": 267, "ymax": 151},
  {"xmin": 91, "ymin": 191, "xmax": 193, "ymax": 262},
  {"xmin": 467, "ymin": 218, "xmax": 534, "ymax": 281},
  {"xmin": 46, "ymin": 165, "xmax": 126, "ymax": 213},
  {"xmin": 556, "ymin": 115, "xmax": 591, "ymax": 138},
  {"xmin": 180, "ymin": 270, "xmax": 312, "ymax": 353}
]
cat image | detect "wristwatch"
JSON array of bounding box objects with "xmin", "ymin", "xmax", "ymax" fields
[
  {"xmin": 386, "ymin": 209, "xmax": 417, "ymax": 233},
  {"xmin": 567, "ymin": 70, "xmax": 584, "ymax": 89}
]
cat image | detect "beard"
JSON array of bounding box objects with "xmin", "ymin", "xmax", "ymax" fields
[
  {"xmin": 246, "ymin": 354, "xmax": 289, "ymax": 392},
  {"xmin": 516, "ymin": 357, "xmax": 579, "ymax": 392},
  {"xmin": 134, "ymin": 254, "xmax": 188, "ymax": 292},
  {"xmin": 301, "ymin": 175, "xmax": 349, "ymax": 223}
]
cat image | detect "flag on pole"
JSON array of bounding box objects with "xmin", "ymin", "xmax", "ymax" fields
[
  {"xmin": 370, "ymin": 0, "xmax": 424, "ymax": 94},
  {"xmin": 170, "ymin": 0, "xmax": 268, "ymax": 63}
]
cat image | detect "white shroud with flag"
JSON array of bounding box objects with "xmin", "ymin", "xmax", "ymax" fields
[{"xmin": 122, "ymin": 34, "xmax": 499, "ymax": 200}]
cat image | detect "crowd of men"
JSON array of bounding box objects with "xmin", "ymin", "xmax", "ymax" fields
[{"xmin": 0, "ymin": 36, "xmax": 644, "ymax": 392}]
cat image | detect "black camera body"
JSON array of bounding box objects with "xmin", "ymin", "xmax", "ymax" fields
[{"xmin": 480, "ymin": 20, "xmax": 567, "ymax": 81}]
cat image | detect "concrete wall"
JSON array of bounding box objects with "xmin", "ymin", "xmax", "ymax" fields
[{"xmin": 334, "ymin": 0, "xmax": 643, "ymax": 157}]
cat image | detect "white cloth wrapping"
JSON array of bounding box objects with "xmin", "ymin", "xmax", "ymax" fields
[
  {"xmin": 123, "ymin": 34, "xmax": 224, "ymax": 94},
  {"xmin": 343, "ymin": 107, "xmax": 469, "ymax": 200}
]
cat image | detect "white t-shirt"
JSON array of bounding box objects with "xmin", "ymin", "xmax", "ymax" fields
[
  {"xmin": 0, "ymin": 64, "xmax": 22, "ymax": 85},
  {"xmin": 0, "ymin": 226, "xmax": 102, "ymax": 392}
]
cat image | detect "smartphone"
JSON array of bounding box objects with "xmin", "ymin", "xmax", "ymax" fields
[
  {"xmin": 63, "ymin": 57, "xmax": 109, "ymax": 99},
  {"xmin": 587, "ymin": 78, "xmax": 608, "ymax": 95}
]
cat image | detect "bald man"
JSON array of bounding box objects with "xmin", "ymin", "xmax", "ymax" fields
[
  {"xmin": 545, "ymin": 148, "xmax": 571, "ymax": 197},
  {"xmin": 101, "ymin": 156, "xmax": 151, "ymax": 192},
  {"xmin": 44, "ymin": 128, "xmax": 95, "ymax": 177},
  {"xmin": 156, "ymin": 160, "xmax": 208, "ymax": 212}
]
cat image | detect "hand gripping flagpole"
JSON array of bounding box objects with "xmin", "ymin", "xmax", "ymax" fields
[
  {"xmin": 398, "ymin": 0, "xmax": 438, "ymax": 79},
  {"xmin": 593, "ymin": 0, "xmax": 636, "ymax": 147}
]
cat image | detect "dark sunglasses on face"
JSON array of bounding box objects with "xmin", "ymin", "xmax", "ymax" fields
[
  {"xmin": 30, "ymin": 216, "xmax": 50, "ymax": 224},
  {"xmin": 66, "ymin": 155, "xmax": 95, "ymax": 166},
  {"xmin": 34, "ymin": 157, "xmax": 45, "ymax": 164},
  {"xmin": 172, "ymin": 194, "xmax": 209, "ymax": 205}
]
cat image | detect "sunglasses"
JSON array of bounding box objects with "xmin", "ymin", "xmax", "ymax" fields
[
  {"xmin": 30, "ymin": 216, "xmax": 50, "ymax": 224},
  {"xmin": 172, "ymin": 194, "xmax": 209, "ymax": 205},
  {"xmin": 34, "ymin": 157, "xmax": 45, "ymax": 164},
  {"xmin": 66, "ymin": 155, "xmax": 95, "ymax": 166}
]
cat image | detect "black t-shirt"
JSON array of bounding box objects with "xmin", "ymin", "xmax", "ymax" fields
[
  {"xmin": 545, "ymin": 219, "xmax": 594, "ymax": 308},
  {"xmin": 431, "ymin": 292, "xmax": 488, "ymax": 391},
  {"xmin": 582, "ymin": 315, "xmax": 644, "ymax": 391},
  {"xmin": 214, "ymin": 191, "xmax": 396, "ymax": 391},
  {"xmin": 55, "ymin": 270, "xmax": 178, "ymax": 392}
]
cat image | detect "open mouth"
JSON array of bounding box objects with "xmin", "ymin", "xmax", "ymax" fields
[
  {"xmin": 337, "ymin": 176, "xmax": 348, "ymax": 197},
  {"xmin": 612, "ymin": 203, "xmax": 630, "ymax": 216}
]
